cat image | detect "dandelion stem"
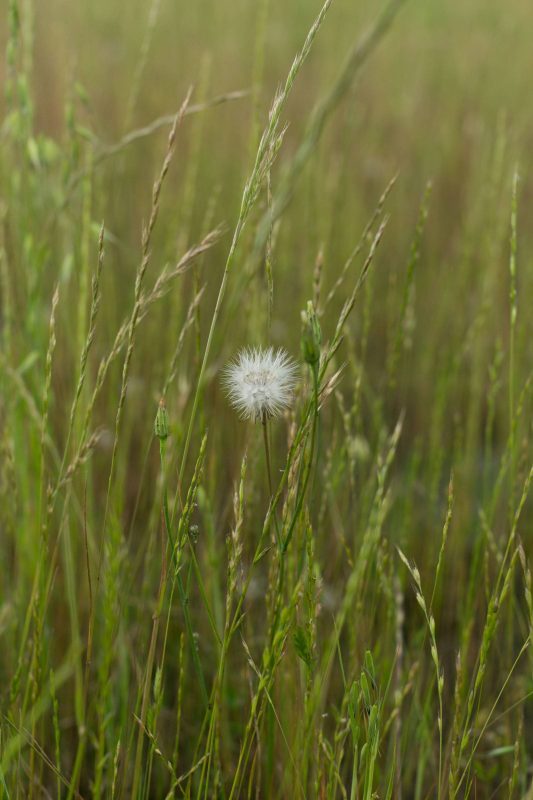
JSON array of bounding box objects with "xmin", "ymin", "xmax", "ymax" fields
[
  {"xmin": 262, "ymin": 415, "xmax": 274, "ymax": 498},
  {"xmin": 262, "ymin": 414, "xmax": 284, "ymax": 555}
]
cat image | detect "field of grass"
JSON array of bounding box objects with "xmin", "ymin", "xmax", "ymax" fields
[{"xmin": 1, "ymin": 0, "xmax": 532, "ymax": 797}]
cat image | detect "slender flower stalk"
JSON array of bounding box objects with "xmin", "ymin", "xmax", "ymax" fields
[{"xmin": 223, "ymin": 346, "xmax": 297, "ymax": 548}]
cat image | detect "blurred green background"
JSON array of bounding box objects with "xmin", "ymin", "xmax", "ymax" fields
[
  {"xmin": 4, "ymin": 0, "xmax": 530, "ymax": 500},
  {"xmin": 4, "ymin": 0, "xmax": 531, "ymax": 428}
]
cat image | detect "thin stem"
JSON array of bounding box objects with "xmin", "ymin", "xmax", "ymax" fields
[
  {"xmin": 282, "ymin": 363, "xmax": 319, "ymax": 555},
  {"xmin": 132, "ymin": 433, "xmax": 211, "ymax": 796},
  {"xmin": 262, "ymin": 414, "xmax": 283, "ymax": 553},
  {"xmin": 131, "ymin": 520, "xmax": 167, "ymax": 800},
  {"xmin": 262, "ymin": 415, "xmax": 274, "ymax": 498},
  {"xmin": 509, "ymin": 168, "xmax": 518, "ymax": 514},
  {"xmin": 160, "ymin": 441, "xmax": 209, "ymax": 709},
  {"xmin": 176, "ymin": 222, "xmax": 242, "ymax": 509},
  {"xmin": 270, "ymin": 362, "xmax": 320, "ymax": 645}
]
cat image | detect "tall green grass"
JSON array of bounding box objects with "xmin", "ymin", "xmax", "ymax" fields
[{"xmin": 0, "ymin": 0, "xmax": 532, "ymax": 797}]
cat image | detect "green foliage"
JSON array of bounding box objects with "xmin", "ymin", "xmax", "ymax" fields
[{"xmin": 0, "ymin": 0, "xmax": 532, "ymax": 797}]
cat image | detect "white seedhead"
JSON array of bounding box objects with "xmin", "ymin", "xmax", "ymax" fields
[{"xmin": 223, "ymin": 347, "xmax": 298, "ymax": 422}]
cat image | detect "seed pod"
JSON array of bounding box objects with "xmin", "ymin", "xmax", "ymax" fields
[
  {"xmin": 154, "ymin": 398, "xmax": 169, "ymax": 440},
  {"xmin": 300, "ymin": 300, "xmax": 321, "ymax": 366}
]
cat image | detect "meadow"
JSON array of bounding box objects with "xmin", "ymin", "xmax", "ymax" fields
[{"xmin": 0, "ymin": 0, "xmax": 532, "ymax": 796}]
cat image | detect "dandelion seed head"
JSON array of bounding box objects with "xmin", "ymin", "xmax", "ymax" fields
[{"xmin": 223, "ymin": 347, "xmax": 298, "ymax": 422}]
